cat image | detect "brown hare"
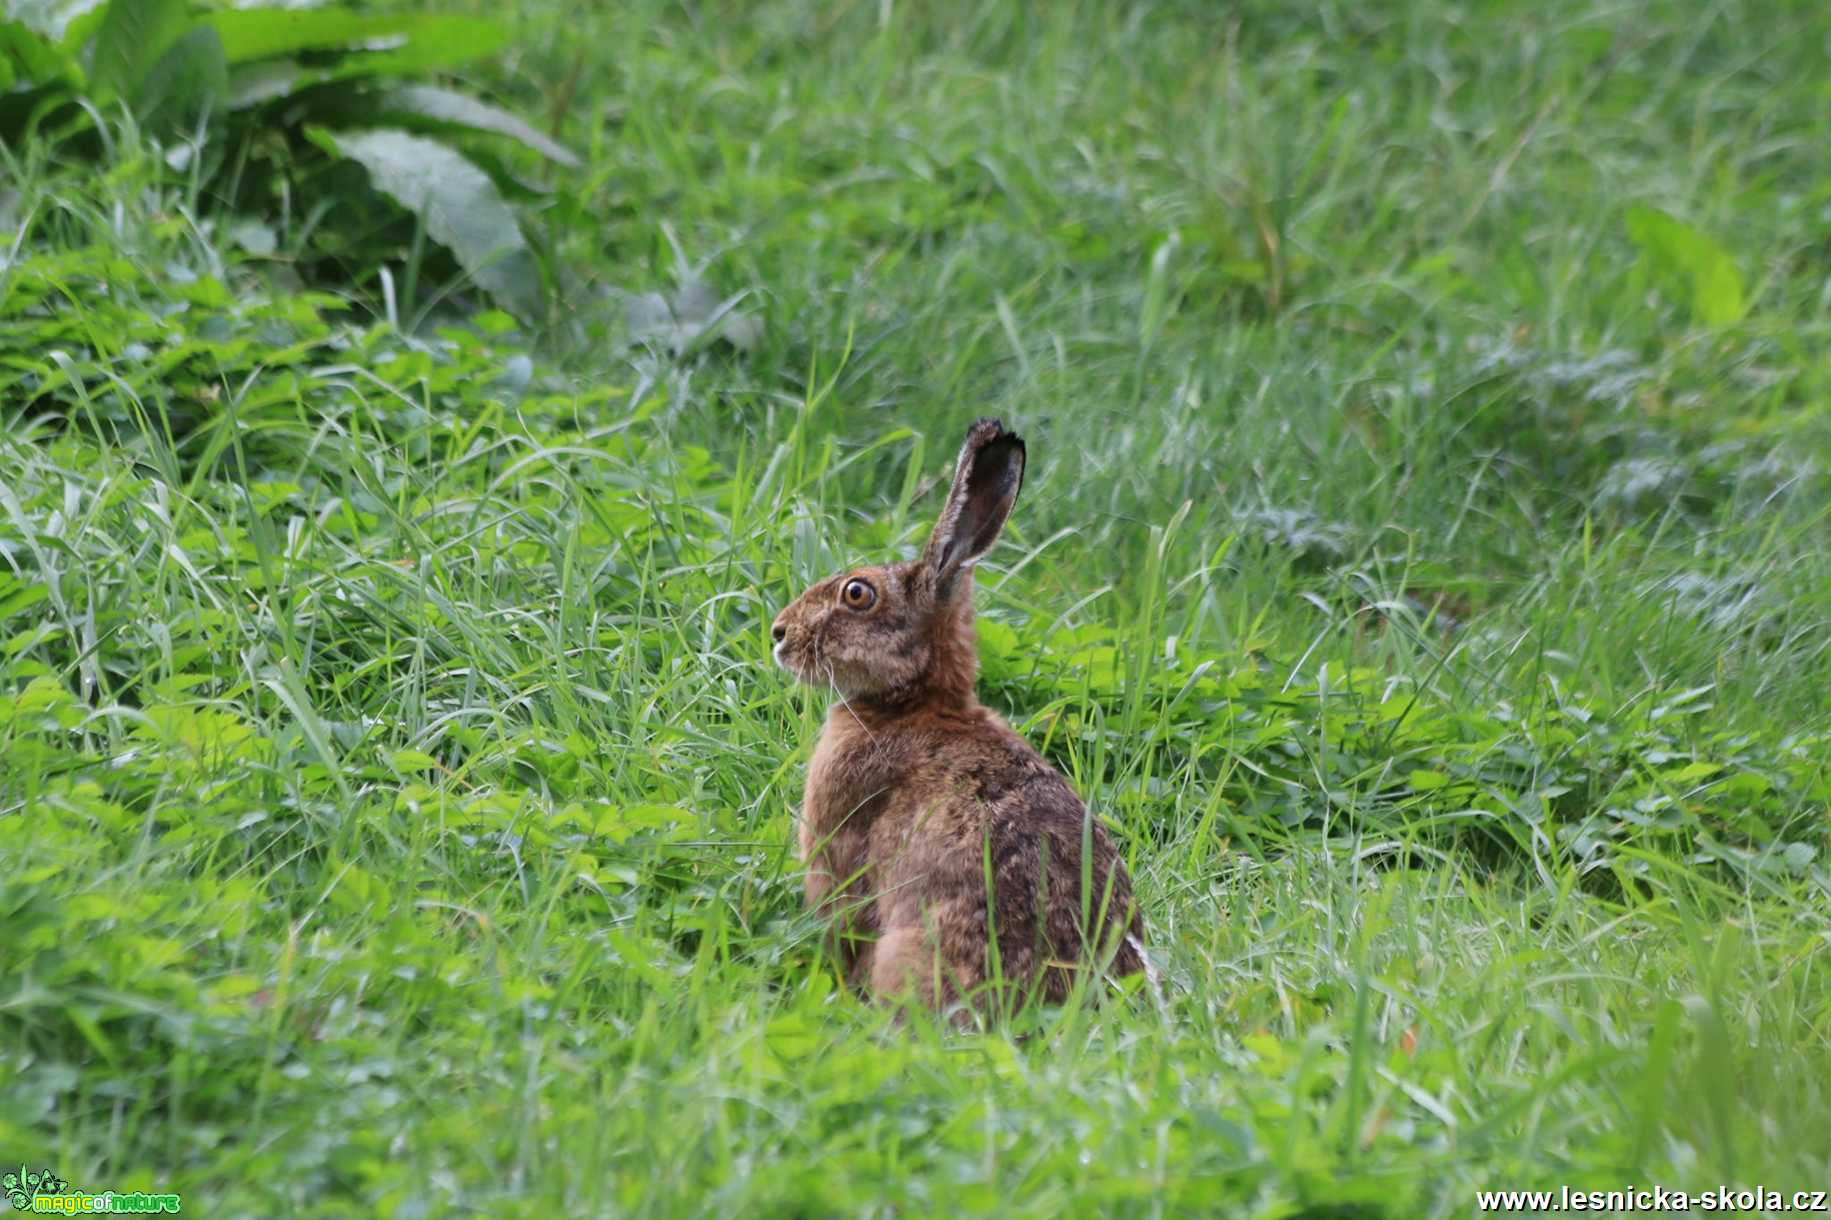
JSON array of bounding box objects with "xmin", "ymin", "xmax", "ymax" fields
[{"xmin": 772, "ymin": 418, "xmax": 1144, "ymax": 1015}]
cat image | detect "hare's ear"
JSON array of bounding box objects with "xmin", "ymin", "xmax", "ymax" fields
[{"xmin": 922, "ymin": 417, "xmax": 1025, "ymax": 596}]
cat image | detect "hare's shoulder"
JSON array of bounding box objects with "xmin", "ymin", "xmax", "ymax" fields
[
  {"xmin": 811, "ymin": 703, "xmax": 1083, "ymax": 830},
  {"xmin": 881, "ymin": 711, "xmax": 1082, "ymax": 835}
]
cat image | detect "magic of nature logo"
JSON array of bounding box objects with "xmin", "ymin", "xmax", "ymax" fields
[{"xmin": 4, "ymin": 1166, "xmax": 182, "ymax": 1214}]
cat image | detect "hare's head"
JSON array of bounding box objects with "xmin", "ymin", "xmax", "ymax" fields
[{"xmin": 772, "ymin": 418, "xmax": 1025, "ymax": 705}]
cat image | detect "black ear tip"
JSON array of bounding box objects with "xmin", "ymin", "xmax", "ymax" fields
[{"xmin": 966, "ymin": 417, "xmax": 1022, "ymax": 450}]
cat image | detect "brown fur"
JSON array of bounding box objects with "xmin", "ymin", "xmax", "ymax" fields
[{"xmin": 773, "ymin": 419, "xmax": 1144, "ymax": 1015}]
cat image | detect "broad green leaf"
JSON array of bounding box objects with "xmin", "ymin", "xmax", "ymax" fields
[
  {"xmin": 374, "ymin": 85, "xmax": 580, "ymax": 168},
  {"xmin": 204, "ymin": 10, "xmax": 505, "ymax": 69},
  {"xmin": 134, "ymin": 23, "xmax": 226, "ymax": 133},
  {"xmin": 87, "ymin": 0, "xmax": 186, "ymax": 107},
  {"xmin": 456, "ymin": 142, "xmax": 561, "ymax": 203},
  {"xmin": 57, "ymin": 4, "xmax": 107, "ymax": 52},
  {"xmin": 0, "ymin": 580, "xmax": 50, "ymax": 619},
  {"xmin": 225, "ymin": 57, "xmax": 300, "ymax": 110},
  {"xmin": 1625, "ymin": 205, "xmax": 1745, "ymax": 327},
  {"xmin": 225, "ymin": 218, "xmax": 277, "ymax": 256},
  {"xmin": 317, "ymin": 23, "xmax": 512, "ymax": 82},
  {"xmin": 624, "ymin": 273, "xmax": 762, "ymax": 354},
  {"xmin": 0, "ymin": 0, "xmax": 108, "ymax": 48},
  {"xmin": 976, "ymin": 617, "xmax": 1018, "ymax": 664},
  {"xmin": 390, "ymin": 748, "xmax": 440, "ymax": 772},
  {"xmin": 471, "ymin": 309, "xmax": 520, "ymax": 335},
  {"xmin": 762, "ymin": 1012, "xmax": 821, "ymax": 1063},
  {"xmin": 311, "ymin": 126, "xmax": 541, "ymax": 319},
  {"xmin": 1, "ymin": 18, "xmax": 79, "ymax": 91}
]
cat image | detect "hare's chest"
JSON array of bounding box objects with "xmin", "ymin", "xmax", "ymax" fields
[{"xmin": 802, "ymin": 721, "xmax": 904, "ymax": 839}]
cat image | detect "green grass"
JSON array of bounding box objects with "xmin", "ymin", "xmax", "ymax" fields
[{"xmin": 3, "ymin": 0, "xmax": 1829, "ymax": 1213}]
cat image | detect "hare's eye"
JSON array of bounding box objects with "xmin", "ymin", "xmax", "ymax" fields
[{"xmin": 840, "ymin": 578, "xmax": 877, "ymax": 610}]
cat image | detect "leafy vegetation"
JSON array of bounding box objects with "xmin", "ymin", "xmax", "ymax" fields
[
  {"xmin": 2, "ymin": 0, "xmax": 574, "ymax": 319},
  {"xmin": 2, "ymin": 0, "xmax": 1827, "ymax": 1214}
]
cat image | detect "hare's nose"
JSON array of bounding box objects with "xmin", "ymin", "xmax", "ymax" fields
[{"xmin": 771, "ymin": 623, "xmax": 787, "ymax": 643}]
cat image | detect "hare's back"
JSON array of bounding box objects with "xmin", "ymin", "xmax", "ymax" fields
[{"xmin": 874, "ymin": 715, "xmax": 1143, "ymax": 981}]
